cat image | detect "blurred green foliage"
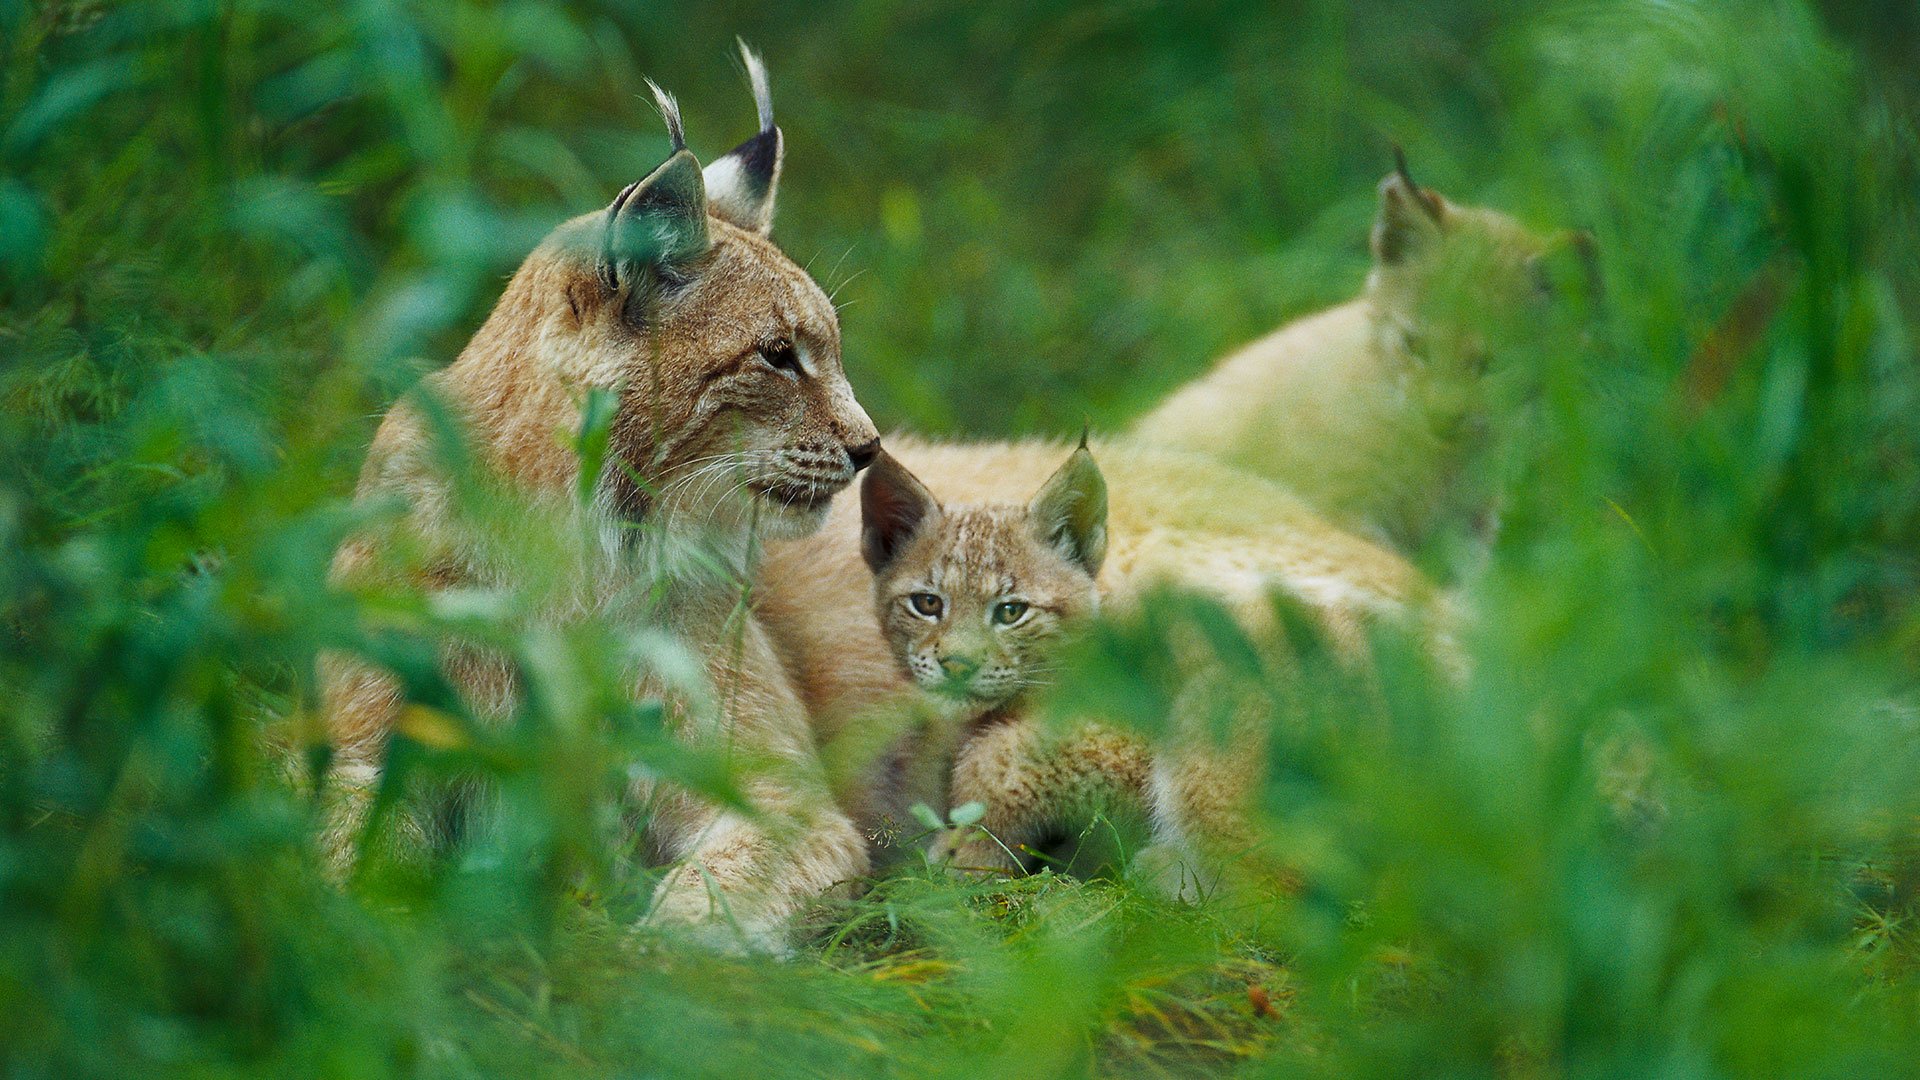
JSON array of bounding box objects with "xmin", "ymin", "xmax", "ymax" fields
[{"xmin": 2, "ymin": 0, "xmax": 1918, "ymax": 1076}]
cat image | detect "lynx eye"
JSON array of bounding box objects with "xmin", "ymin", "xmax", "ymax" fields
[
  {"xmin": 992, "ymin": 600, "xmax": 1029, "ymax": 626},
  {"xmin": 908, "ymin": 592, "xmax": 944, "ymax": 619},
  {"xmin": 759, "ymin": 340, "xmax": 803, "ymax": 376}
]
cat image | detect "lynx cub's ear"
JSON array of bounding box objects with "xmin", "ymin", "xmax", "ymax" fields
[
  {"xmin": 600, "ymin": 82, "xmax": 712, "ymax": 292},
  {"xmin": 702, "ymin": 40, "xmax": 784, "ymax": 234},
  {"xmin": 1028, "ymin": 441, "xmax": 1107, "ymax": 577},
  {"xmin": 1370, "ymin": 146, "xmax": 1448, "ymax": 266},
  {"xmin": 862, "ymin": 452, "xmax": 941, "ymax": 573}
]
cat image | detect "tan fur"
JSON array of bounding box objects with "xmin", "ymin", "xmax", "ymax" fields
[
  {"xmin": 320, "ymin": 79, "xmax": 882, "ymax": 951},
  {"xmin": 852, "ymin": 448, "xmax": 1128, "ymax": 871},
  {"xmin": 862, "ymin": 448, "xmax": 1104, "ymax": 713},
  {"xmin": 756, "ymin": 436, "xmax": 1439, "ymax": 880},
  {"xmin": 877, "ymin": 507, "xmax": 1090, "ymax": 695},
  {"xmin": 1132, "ymin": 170, "xmax": 1580, "ymax": 552},
  {"xmin": 941, "ymin": 713, "xmax": 1152, "ymax": 874}
]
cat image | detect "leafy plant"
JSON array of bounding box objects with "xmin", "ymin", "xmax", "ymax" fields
[{"xmin": 2, "ymin": 0, "xmax": 1915, "ymax": 1076}]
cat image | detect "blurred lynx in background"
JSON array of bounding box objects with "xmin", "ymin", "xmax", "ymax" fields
[{"xmin": 1134, "ymin": 156, "xmax": 1596, "ymax": 562}]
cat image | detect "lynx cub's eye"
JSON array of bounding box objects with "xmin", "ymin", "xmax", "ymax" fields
[
  {"xmin": 992, "ymin": 600, "xmax": 1029, "ymax": 626},
  {"xmin": 759, "ymin": 340, "xmax": 802, "ymax": 376},
  {"xmin": 908, "ymin": 592, "xmax": 944, "ymax": 619}
]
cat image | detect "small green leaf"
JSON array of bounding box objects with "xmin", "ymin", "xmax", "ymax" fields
[
  {"xmin": 573, "ymin": 387, "xmax": 618, "ymax": 507},
  {"xmin": 908, "ymin": 802, "xmax": 944, "ymax": 830},
  {"xmin": 948, "ymin": 801, "xmax": 986, "ymax": 827}
]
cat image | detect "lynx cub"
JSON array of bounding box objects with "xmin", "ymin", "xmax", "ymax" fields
[
  {"xmin": 757, "ymin": 434, "xmax": 1437, "ymax": 889},
  {"xmin": 857, "ymin": 443, "xmax": 1158, "ymax": 875}
]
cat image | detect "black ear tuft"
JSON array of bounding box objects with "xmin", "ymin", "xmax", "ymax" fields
[
  {"xmin": 645, "ymin": 78, "xmax": 688, "ymax": 153},
  {"xmin": 1568, "ymin": 228, "xmax": 1604, "ymax": 304},
  {"xmin": 861, "ymin": 452, "xmax": 941, "ymax": 574},
  {"xmin": 1392, "ymin": 144, "xmax": 1420, "ymax": 196},
  {"xmin": 1371, "ymin": 145, "xmax": 1447, "ymax": 266},
  {"xmin": 703, "ymin": 41, "xmax": 784, "ymax": 234}
]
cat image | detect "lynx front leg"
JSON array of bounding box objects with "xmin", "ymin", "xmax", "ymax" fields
[
  {"xmin": 646, "ymin": 777, "xmax": 869, "ymax": 954},
  {"xmin": 933, "ymin": 714, "xmax": 1153, "ymax": 876},
  {"xmin": 1141, "ymin": 671, "xmax": 1281, "ymax": 903},
  {"xmin": 1140, "ymin": 748, "xmax": 1249, "ymax": 903},
  {"xmin": 1136, "ymin": 707, "xmax": 1305, "ymax": 899},
  {"xmin": 315, "ymin": 655, "xmax": 439, "ymax": 881},
  {"xmin": 929, "ymin": 716, "xmax": 1049, "ymax": 874}
]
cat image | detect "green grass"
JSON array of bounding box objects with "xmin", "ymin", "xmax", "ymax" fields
[{"xmin": 3, "ymin": 0, "xmax": 1919, "ymax": 1076}]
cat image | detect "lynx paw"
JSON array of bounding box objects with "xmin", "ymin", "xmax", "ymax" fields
[
  {"xmin": 928, "ymin": 827, "xmax": 1020, "ymax": 877},
  {"xmin": 645, "ymin": 866, "xmax": 789, "ymax": 956},
  {"xmin": 1128, "ymin": 842, "xmax": 1218, "ymax": 903}
]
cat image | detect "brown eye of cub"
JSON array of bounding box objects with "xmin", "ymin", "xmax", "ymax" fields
[
  {"xmin": 760, "ymin": 340, "xmax": 802, "ymax": 375},
  {"xmin": 909, "ymin": 593, "xmax": 943, "ymax": 619},
  {"xmin": 992, "ymin": 601, "xmax": 1028, "ymax": 625}
]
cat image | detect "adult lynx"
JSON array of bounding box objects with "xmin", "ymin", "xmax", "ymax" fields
[{"xmin": 320, "ymin": 47, "xmax": 879, "ymax": 951}]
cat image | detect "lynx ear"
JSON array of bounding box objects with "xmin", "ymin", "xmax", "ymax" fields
[
  {"xmin": 862, "ymin": 452, "xmax": 941, "ymax": 574},
  {"xmin": 1028, "ymin": 441, "xmax": 1107, "ymax": 577},
  {"xmin": 702, "ymin": 41, "xmax": 783, "ymax": 234},
  {"xmin": 1371, "ymin": 146, "xmax": 1448, "ymax": 266},
  {"xmin": 601, "ymin": 82, "xmax": 711, "ymax": 292}
]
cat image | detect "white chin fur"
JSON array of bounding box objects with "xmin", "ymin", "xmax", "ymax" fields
[
  {"xmin": 920, "ymin": 677, "xmax": 1009, "ymax": 709},
  {"xmin": 755, "ymin": 498, "xmax": 832, "ymax": 540}
]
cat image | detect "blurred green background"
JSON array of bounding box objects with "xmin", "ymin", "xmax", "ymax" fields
[{"xmin": 3, "ymin": 0, "xmax": 1918, "ymax": 1076}]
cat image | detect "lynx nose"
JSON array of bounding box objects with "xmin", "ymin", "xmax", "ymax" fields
[
  {"xmin": 846, "ymin": 438, "xmax": 881, "ymax": 472},
  {"xmin": 939, "ymin": 655, "xmax": 977, "ymax": 679}
]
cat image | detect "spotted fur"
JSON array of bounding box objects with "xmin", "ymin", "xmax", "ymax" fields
[
  {"xmin": 757, "ymin": 436, "xmax": 1450, "ymax": 887},
  {"xmin": 857, "ymin": 449, "xmax": 1155, "ymax": 876},
  {"xmin": 320, "ymin": 56, "xmax": 878, "ymax": 952},
  {"xmin": 863, "ymin": 449, "xmax": 1103, "ymax": 711}
]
